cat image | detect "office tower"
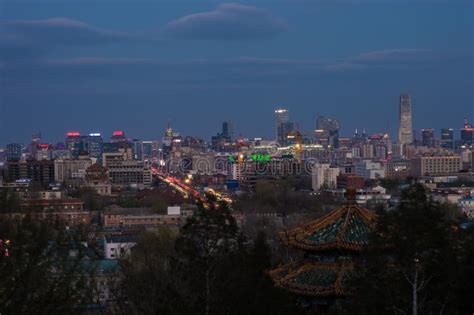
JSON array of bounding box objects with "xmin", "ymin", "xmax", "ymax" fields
[
  {"xmin": 6, "ymin": 159, "xmax": 55, "ymax": 185},
  {"xmin": 50, "ymin": 142, "xmax": 71, "ymax": 160},
  {"xmin": 162, "ymin": 127, "xmax": 173, "ymax": 155},
  {"xmin": 142, "ymin": 141, "xmax": 153, "ymax": 161},
  {"xmin": 211, "ymin": 121, "xmax": 234, "ymax": 152},
  {"xmin": 460, "ymin": 118, "xmax": 474, "ymax": 145},
  {"xmin": 411, "ymin": 156, "xmax": 462, "ymax": 177},
  {"xmin": 66, "ymin": 131, "xmax": 83, "ymax": 157},
  {"xmin": 440, "ymin": 128, "xmax": 454, "ymax": 150},
  {"xmin": 421, "ymin": 128, "xmax": 435, "ymax": 147},
  {"xmin": 141, "ymin": 140, "xmax": 160, "ymax": 160},
  {"xmin": 222, "ymin": 121, "xmax": 235, "ymax": 141},
  {"xmin": 36, "ymin": 143, "xmax": 50, "ymax": 160},
  {"xmin": 31, "ymin": 132, "xmax": 41, "ymax": 143},
  {"xmin": 6, "ymin": 143, "xmax": 23, "ymax": 160},
  {"xmin": 275, "ymin": 108, "xmax": 294, "ymax": 145},
  {"xmin": 87, "ymin": 133, "xmax": 104, "ymax": 159},
  {"xmin": 29, "ymin": 132, "xmax": 42, "ymax": 158},
  {"xmin": 54, "ymin": 157, "xmax": 93, "ymax": 183},
  {"xmin": 110, "ymin": 130, "xmax": 127, "ymax": 143},
  {"xmin": 316, "ymin": 116, "xmax": 340, "ymax": 148},
  {"xmin": 0, "ymin": 148, "xmax": 5, "ymax": 162},
  {"xmin": 162, "ymin": 126, "xmax": 182, "ymax": 155},
  {"xmin": 398, "ymin": 94, "xmax": 413, "ymax": 146},
  {"xmin": 132, "ymin": 139, "xmax": 143, "ymax": 161}
]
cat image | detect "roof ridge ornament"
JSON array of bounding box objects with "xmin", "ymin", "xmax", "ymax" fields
[{"xmin": 346, "ymin": 187, "xmax": 357, "ymax": 205}]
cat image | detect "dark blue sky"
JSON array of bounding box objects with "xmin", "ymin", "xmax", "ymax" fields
[{"xmin": 0, "ymin": 0, "xmax": 472, "ymax": 146}]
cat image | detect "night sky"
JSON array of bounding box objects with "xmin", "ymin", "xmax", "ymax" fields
[{"xmin": 0, "ymin": 0, "xmax": 472, "ymax": 146}]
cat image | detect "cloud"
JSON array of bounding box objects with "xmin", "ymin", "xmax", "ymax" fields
[
  {"xmin": 2, "ymin": 48, "xmax": 469, "ymax": 94},
  {"xmin": 353, "ymin": 49, "xmax": 432, "ymax": 63},
  {"xmin": 2, "ymin": 47, "xmax": 461, "ymax": 72},
  {"xmin": 2, "ymin": 18, "xmax": 133, "ymax": 45},
  {"xmin": 325, "ymin": 48, "xmax": 442, "ymax": 71},
  {"xmin": 164, "ymin": 3, "xmax": 288, "ymax": 40},
  {"xmin": 0, "ymin": 18, "xmax": 134, "ymax": 61}
]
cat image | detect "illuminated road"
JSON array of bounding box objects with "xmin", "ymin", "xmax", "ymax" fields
[{"xmin": 151, "ymin": 167, "xmax": 232, "ymax": 205}]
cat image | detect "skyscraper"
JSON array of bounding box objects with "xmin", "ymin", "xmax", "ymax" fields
[
  {"xmin": 87, "ymin": 133, "xmax": 104, "ymax": 159},
  {"xmin": 110, "ymin": 130, "xmax": 127, "ymax": 143},
  {"xmin": 398, "ymin": 94, "xmax": 413, "ymax": 146},
  {"xmin": 132, "ymin": 139, "xmax": 143, "ymax": 161},
  {"xmin": 460, "ymin": 118, "xmax": 474, "ymax": 145},
  {"xmin": 275, "ymin": 108, "xmax": 294, "ymax": 145},
  {"xmin": 6, "ymin": 143, "xmax": 23, "ymax": 160},
  {"xmin": 421, "ymin": 128, "xmax": 435, "ymax": 147},
  {"xmin": 222, "ymin": 121, "xmax": 235, "ymax": 141},
  {"xmin": 316, "ymin": 116, "xmax": 341, "ymax": 148},
  {"xmin": 441, "ymin": 128, "xmax": 454, "ymax": 150},
  {"xmin": 28, "ymin": 132, "xmax": 42, "ymax": 158},
  {"xmin": 66, "ymin": 131, "xmax": 83, "ymax": 157}
]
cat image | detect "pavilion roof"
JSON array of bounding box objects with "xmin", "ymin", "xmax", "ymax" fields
[
  {"xmin": 280, "ymin": 201, "xmax": 376, "ymax": 252},
  {"xmin": 267, "ymin": 261, "xmax": 353, "ymax": 298}
]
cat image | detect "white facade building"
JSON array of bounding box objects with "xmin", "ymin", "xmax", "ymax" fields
[
  {"xmin": 312, "ymin": 163, "xmax": 340, "ymax": 191},
  {"xmin": 103, "ymin": 235, "xmax": 137, "ymax": 260},
  {"xmin": 54, "ymin": 157, "xmax": 92, "ymax": 182},
  {"xmin": 355, "ymin": 160, "xmax": 386, "ymax": 180}
]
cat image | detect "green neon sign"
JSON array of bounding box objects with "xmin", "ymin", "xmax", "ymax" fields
[{"xmin": 251, "ymin": 154, "xmax": 271, "ymax": 162}]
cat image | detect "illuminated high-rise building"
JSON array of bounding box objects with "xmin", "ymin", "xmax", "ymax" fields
[
  {"xmin": 316, "ymin": 116, "xmax": 340, "ymax": 148},
  {"xmin": 132, "ymin": 139, "xmax": 143, "ymax": 161},
  {"xmin": 460, "ymin": 118, "xmax": 474, "ymax": 145},
  {"xmin": 110, "ymin": 130, "xmax": 127, "ymax": 143},
  {"xmin": 440, "ymin": 128, "xmax": 454, "ymax": 150},
  {"xmin": 421, "ymin": 128, "xmax": 435, "ymax": 147},
  {"xmin": 28, "ymin": 132, "xmax": 42, "ymax": 158},
  {"xmin": 87, "ymin": 133, "xmax": 104, "ymax": 159},
  {"xmin": 275, "ymin": 108, "xmax": 294, "ymax": 145},
  {"xmin": 398, "ymin": 94, "xmax": 413, "ymax": 146},
  {"xmin": 6, "ymin": 143, "xmax": 23, "ymax": 160},
  {"xmin": 66, "ymin": 131, "xmax": 83, "ymax": 157},
  {"xmin": 222, "ymin": 121, "xmax": 235, "ymax": 141}
]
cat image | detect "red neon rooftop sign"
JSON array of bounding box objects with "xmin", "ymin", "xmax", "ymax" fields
[
  {"xmin": 67, "ymin": 132, "xmax": 81, "ymax": 137},
  {"xmin": 112, "ymin": 130, "xmax": 125, "ymax": 137}
]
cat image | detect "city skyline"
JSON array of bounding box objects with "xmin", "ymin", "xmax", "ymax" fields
[
  {"xmin": 0, "ymin": 104, "xmax": 472, "ymax": 147},
  {"xmin": 0, "ymin": 2, "xmax": 473, "ymax": 314},
  {"xmin": 1, "ymin": 1, "xmax": 472, "ymax": 145}
]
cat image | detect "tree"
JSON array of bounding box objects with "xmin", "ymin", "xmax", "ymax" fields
[
  {"xmin": 0, "ymin": 216, "xmax": 92, "ymax": 314},
  {"xmin": 210, "ymin": 230, "xmax": 301, "ymax": 315},
  {"xmin": 340, "ymin": 184, "xmax": 473, "ymax": 315},
  {"xmin": 0, "ymin": 188, "xmax": 20, "ymax": 213},
  {"xmin": 175, "ymin": 200, "xmax": 241, "ymax": 315},
  {"xmin": 119, "ymin": 199, "xmax": 301, "ymax": 315},
  {"xmin": 120, "ymin": 228, "xmax": 190, "ymax": 314},
  {"xmin": 70, "ymin": 186, "xmax": 108, "ymax": 210}
]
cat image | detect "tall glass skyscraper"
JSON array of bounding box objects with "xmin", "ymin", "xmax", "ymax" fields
[
  {"xmin": 275, "ymin": 108, "xmax": 294, "ymax": 145},
  {"xmin": 222, "ymin": 121, "xmax": 234, "ymax": 141},
  {"xmin": 421, "ymin": 128, "xmax": 434, "ymax": 147},
  {"xmin": 440, "ymin": 128, "xmax": 454, "ymax": 150},
  {"xmin": 398, "ymin": 94, "xmax": 413, "ymax": 146},
  {"xmin": 316, "ymin": 116, "xmax": 341, "ymax": 148}
]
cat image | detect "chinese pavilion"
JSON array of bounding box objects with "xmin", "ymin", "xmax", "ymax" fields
[{"xmin": 267, "ymin": 188, "xmax": 376, "ymax": 310}]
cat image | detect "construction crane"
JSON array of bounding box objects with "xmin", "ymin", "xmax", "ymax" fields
[{"xmin": 286, "ymin": 131, "xmax": 304, "ymax": 162}]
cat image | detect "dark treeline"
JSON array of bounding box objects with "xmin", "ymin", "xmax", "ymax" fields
[
  {"xmin": 0, "ymin": 184, "xmax": 473, "ymax": 314},
  {"xmin": 338, "ymin": 184, "xmax": 474, "ymax": 315},
  {"xmin": 120, "ymin": 199, "xmax": 300, "ymax": 314}
]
